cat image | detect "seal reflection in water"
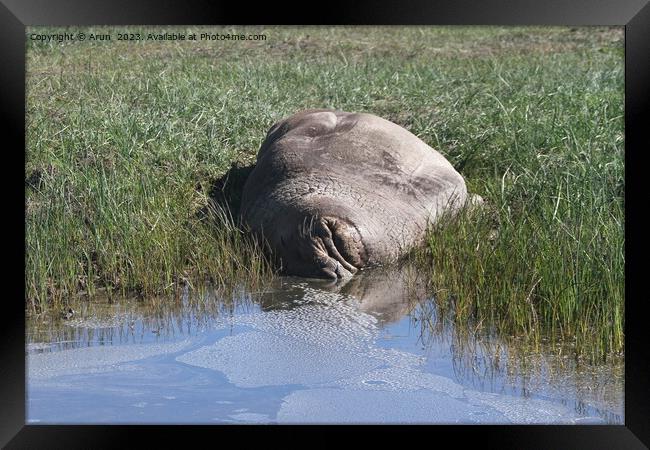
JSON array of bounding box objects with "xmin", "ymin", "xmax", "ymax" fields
[
  {"xmin": 240, "ymin": 109, "xmax": 470, "ymax": 279},
  {"xmin": 260, "ymin": 265, "xmax": 428, "ymax": 326}
]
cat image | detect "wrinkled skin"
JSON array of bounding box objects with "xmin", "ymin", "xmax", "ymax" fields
[{"xmin": 240, "ymin": 109, "xmax": 468, "ymax": 279}]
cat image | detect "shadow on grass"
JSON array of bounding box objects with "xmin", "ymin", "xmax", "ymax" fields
[{"xmin": 200, "ymin": 162, "xmax": 256, "ymax": 222}]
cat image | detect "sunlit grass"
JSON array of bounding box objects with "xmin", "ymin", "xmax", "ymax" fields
[{"xmin": 26, "ymin": 26, "xmax": 623, "ymax": 359}]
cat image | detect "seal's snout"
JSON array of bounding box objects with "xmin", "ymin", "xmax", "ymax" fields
[
  {"xmin": 307, "ymin": 216, "xmax": 357, "ymax": 279},
  {"xmin": 283, "ymin": 215, "xmax": 363, "ymax": 280},
  {"xmin": 315, "ymin": 218, "xmax": 359, "ymax": 273},
  {"xmin": 320, "ymin": 258, "xmax": 353, "ymax": 280}
]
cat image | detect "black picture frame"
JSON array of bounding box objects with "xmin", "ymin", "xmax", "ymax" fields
[{"xmin": 4, "ymin": 0, "xmax": 648, "ymax": 447}]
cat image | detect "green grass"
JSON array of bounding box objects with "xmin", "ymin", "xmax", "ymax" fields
[{"xmin": 26, "ymin": 26, "xmax": 624, "ymax": 359}]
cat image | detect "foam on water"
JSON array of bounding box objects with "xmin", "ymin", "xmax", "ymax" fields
[
  {"xmin": 464, "ymin": 391, "xmax": 586, "ymax": 424},
  {"xmin": 176, "ymin": 331, "xmax": 384, "ymax": 388},
  {"xmin": 28, "ymin": 340, "xmax": 192, "ymax": 380},
  {"xmin": 331, "ymin": 366, "xmax": 466, "ymax": 397},
  {"xmin": 276, "ymin": 388, "xmax": 506, "ymax": 424},
  {"xmin": 27, "ymin": 280, "xmax": 614, "ymax": 424},
  {"xmin": 228, "ymin": 412, "xmax": 271, "ymax": 423},
  {"xmin": 223, "ymin": 287, "xmax": 379, "ymax": 351}
]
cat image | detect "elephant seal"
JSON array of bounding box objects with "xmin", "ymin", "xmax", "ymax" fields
[{"xmin": 240, "ymin": 109, "xmax": 469, "ymax": 279}]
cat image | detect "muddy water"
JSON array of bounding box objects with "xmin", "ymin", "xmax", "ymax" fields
[{"xmin": 26, "ymin": 266, "xmax": 623, "ymax": 424}]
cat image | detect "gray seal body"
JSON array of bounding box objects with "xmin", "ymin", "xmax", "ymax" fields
[{"xmin": 240, "ymin": 109, "xmax": 468, "ymax": 279}]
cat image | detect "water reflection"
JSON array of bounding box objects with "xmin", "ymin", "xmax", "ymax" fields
[
  {"xmin": 259, "ymin": 264, "xmax": 424, "ymax": 324},
  {"xmin": 26, "ymin": 263, "xmax": 623, "ymax": 424}
]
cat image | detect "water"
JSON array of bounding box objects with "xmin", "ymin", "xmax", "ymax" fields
[{"xmin": 26, "ymin": 266, "xmax": 623, "ymax": 424}]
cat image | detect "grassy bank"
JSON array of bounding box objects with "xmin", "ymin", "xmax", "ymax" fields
[{"xmin": 26, "ymin": 26, "xmax": 624, "ymax": 358}]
